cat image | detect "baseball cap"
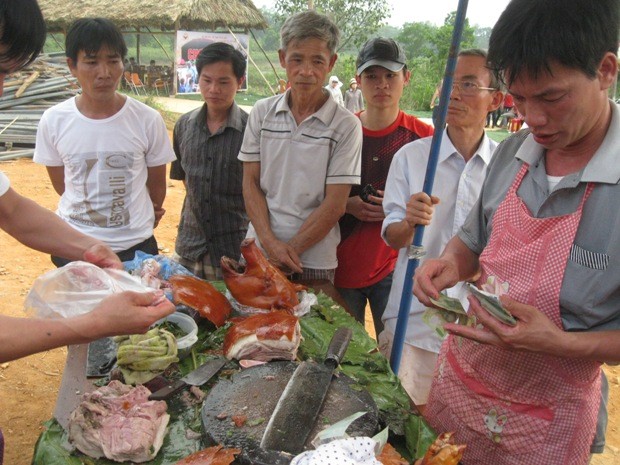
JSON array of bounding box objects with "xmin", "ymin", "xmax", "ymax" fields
[{"xmin": 356, "ymin": 38, "xmax": 407, "ymax": 75}]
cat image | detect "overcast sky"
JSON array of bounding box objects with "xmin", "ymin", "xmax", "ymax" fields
[{"xmin": 251, "ymin": 0, "xmax": 512, "ymax": 28}]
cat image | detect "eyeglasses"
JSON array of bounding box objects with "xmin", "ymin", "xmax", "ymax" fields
[{"xmin": 451, "ymin": 81, "xmax": 497, "ymax": 96}]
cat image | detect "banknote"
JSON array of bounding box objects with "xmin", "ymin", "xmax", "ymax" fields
[
  {"xmin": 429, "ymin": 293, "xmax": 467, "ymax": 315},
  {"xmin": 424, "ymin": 292, "xmax": 475, "ymax": 338},
  {"xmin": 466, "ymin": 283, "xmax": 517, "ymax": 326}
]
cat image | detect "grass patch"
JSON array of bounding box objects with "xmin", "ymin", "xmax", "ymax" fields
[{"xmin": 125, "ymin": 91, "xmax": 177, "ymax": 130}]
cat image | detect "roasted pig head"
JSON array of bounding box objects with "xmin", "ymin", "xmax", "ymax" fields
[
  {"xmin": 419, "ymin": 432, "xmax": 466, "ymax": 465},
  {"xmin": 223, "ymin": 311, "xmax": 301, "ymax": 362},
  {"xmin": 168, "ymin": 275, "xmax": 232, "ymax": 327},
  {"xmin": 220, "ymin": 238, "xmax": 306, "ymax": 311}
]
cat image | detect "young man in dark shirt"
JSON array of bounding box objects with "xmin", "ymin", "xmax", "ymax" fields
[{"xmin": 170, "ymin": 43, "xmax": 249, "ymax": 279}]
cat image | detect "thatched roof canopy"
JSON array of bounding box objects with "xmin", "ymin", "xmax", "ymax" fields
[{"xmin": 39, "ymin": 0, "xmax": 268, "ymax": 32}]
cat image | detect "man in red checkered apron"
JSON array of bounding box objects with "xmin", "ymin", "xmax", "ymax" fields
[{"xmin": 412, "ymin": 0, "xmax": 620, "ymax": 463}]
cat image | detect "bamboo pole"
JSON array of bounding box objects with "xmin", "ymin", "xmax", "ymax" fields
[
  {"xmin": 0, "ymin": 117, "xmax": 18, "ymax": 136},
  {"xmin": 15, "ymin": 72, "xmax": 40, "ymax": 98},
  {"xmin": 249, "ymin": 29, "xmax": 282, "ymax": 81},
  {"xmin": 227, "ymin": 27, "xmax": 275, "ymax": 95},
  {"xmin": 145, "ymin": 26, "xmax": 173, "ymax": 62}
]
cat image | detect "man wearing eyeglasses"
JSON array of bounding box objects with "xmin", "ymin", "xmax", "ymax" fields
[{"xmin": 379, "ymin": 49, "xmax": 503, "ymax": 414}]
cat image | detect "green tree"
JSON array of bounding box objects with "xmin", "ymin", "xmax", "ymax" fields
[
  {"xmin": 397, "ymin": 21, "xmax": 436, "ymax": 59},
  {"xmin": 252, "ymin": 7, "xmax": 285, "ymax": 51},
  {"xmin": 374, "ymin": 24, "xmax": 400, "ymax": 41},
  {"xmin": 473, "ymin": 26, "xmax": 492, "ymax": 50},
  {"xmin": 430, "ymin": 11, "xmax": 475, "ymax": 69},
  {"xmin": 273, "ymin": 0, "xmax": 391, "ymax": 51}
]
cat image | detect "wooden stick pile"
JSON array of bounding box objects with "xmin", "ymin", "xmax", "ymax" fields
[{"xmin": 0, "ymin": 54, "xmax": 78, "ymax": 160}]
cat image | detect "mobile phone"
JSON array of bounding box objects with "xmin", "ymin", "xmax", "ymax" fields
[{"xmin": 360, "ymin": 184, "xmax": 378, "ymax": 204}]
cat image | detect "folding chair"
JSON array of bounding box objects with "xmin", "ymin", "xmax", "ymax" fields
[
  {"xmin": 152, "ymin": 78, "xmax": 169, "ymax": 96},
  {"xmin": 131, "ymin": 72, "xmax": 147, "ymax": 95},
  {"xmin": 123, "ymin": 71, "xmax": 136, "ymax": 93}
]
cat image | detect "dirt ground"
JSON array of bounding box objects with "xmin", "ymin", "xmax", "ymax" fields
[{"xmin": 0, "ymin": 158, "xmax": 619, "ymax": 465}]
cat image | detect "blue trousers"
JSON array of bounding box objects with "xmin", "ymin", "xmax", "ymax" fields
[{"xmin": 337, "ymin": 272, "xmax": 393, "ymax": 336}]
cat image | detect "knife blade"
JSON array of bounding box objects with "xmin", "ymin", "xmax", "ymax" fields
[
  {"xmin": 260, "ymin": 326, "xmax": 352, "ymax": 454},
  {"xmin": 148, "ymin": 356, "xmax": 227, "ymax": 401}
]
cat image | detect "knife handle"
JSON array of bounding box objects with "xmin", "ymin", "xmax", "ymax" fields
[
  {"xmin": 325, "ymin": 327, "xmax": 352, "ymax": 367},
  {"xmin": 148, "ymin": 379, "xmax": 186, "ymax": 401}
]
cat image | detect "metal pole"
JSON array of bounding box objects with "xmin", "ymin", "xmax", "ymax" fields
[{"xmin": 390, "ymin": 0, "xmax": 470, "ymax": 373}]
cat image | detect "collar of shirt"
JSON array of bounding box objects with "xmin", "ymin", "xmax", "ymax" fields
[
  {"xmin": 439, "ymin": 129, "xmax": 495, "ymax": 167},
  {"xmin": 274, "ymin": 87, "xmax": 340, "ymax": 126},
  {"xmin": 514, "ymin": 100, "xmax": 620, "ymax": 185},
  {"xmin": 190, "ymin": 101, "xmax": 245, "ymax": 134}
]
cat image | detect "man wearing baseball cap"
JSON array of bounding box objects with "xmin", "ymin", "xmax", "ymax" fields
[{"xmin": 335, "ymin": 38, "xmax": 433, "ymax": 335}]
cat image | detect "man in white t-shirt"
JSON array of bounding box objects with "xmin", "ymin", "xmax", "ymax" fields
[{"xmin": 34, "ymin": 18, "xmax": 175, "ymax": 266}]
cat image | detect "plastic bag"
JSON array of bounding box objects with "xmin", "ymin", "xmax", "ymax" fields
[
  {"xmin": 24, "ymin": 261, "xmax": 151, "ymax": 319},
  {"xmin": 291, "ymin": 413, "xmax": 389, "ymax": 465},
  {"xmin": 124, "ymin": 251, "xmax": 193, "ymax": 286},
  {"xmin": 291, "ymin": 437, "xmax": 381, "ymax": 465}
]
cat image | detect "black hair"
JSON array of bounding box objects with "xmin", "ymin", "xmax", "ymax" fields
[
  {"xmin": 0, "ymin": 0, "xmax": 46, "ymax": 70},
  {"xmin": 195, "ymin": 42, "xmax": 246, "ymax": 79},
  {"xmin": 65, "ymin": 18, "xmax": 128, "ymax": 63},
  {"xmin": 488, "ymin": 0, "xmax": 619, "ymax": 85}
]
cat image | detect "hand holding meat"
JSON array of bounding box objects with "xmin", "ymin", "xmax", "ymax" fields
[{"xmin": 87, "ymin": 290, "xmax": 175, "ymax": 338}]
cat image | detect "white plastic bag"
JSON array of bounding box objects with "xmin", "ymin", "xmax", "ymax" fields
[{"xmin": 24, "ymin": 261, "xmax": 151, "ymax": 319}]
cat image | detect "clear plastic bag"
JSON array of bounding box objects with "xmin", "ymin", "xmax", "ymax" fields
[
  {"xmin": 124, "ymin": 251, "xmax": 193, "ymax": 284},
  {"xmin": 24, "ymin": 261, "xmax": 151, "ymax": 319}
]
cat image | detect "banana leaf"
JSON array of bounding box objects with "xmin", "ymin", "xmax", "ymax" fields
[
  {"xmin": 298, "ymin": 291, "xmax": 435, "ymax": 458},
  {"xmin": 33, "ymin": 287, "xmax": 435, "ymax": 464}
]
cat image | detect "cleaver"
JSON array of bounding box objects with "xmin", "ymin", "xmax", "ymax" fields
[
  {"xmin": 148, "ymin": 356, "xmax": 227, "ymax": 401},
  {"xmin": 260, "ymin": 326, "xmax": 352, "ymax": 455}
]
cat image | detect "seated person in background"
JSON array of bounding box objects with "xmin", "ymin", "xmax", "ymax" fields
[{"xmin": 146, "ymin": 59, "xmax": 158, "ymax": 85}]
